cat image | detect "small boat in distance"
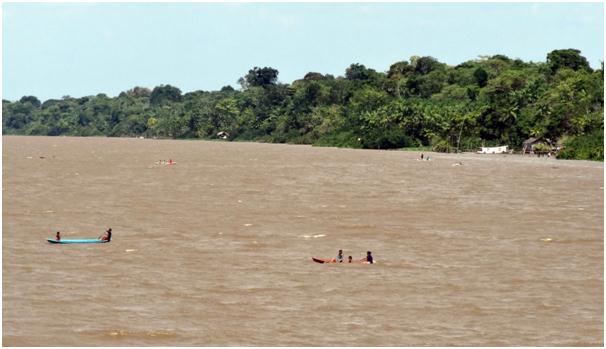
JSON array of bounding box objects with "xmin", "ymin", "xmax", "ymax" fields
[
  {"xmin": 47, "ymin": 238, "xmax": 108, "ymax": 244},
  {"xmin": 311, "ymin": 257, "xmax": 371, "ymax": 264}
]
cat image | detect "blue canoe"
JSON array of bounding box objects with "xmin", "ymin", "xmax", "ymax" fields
[{"xmin": 47, "ymin": 238, "xmax": 108, "ymax": 244}]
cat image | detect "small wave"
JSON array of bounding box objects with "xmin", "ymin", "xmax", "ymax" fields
[
  {"xmin": 301, "ymin": 234, "xmax": 326, "ymax": 239},
  {"xmin": 343, "ymin": 319, "xmax": 366, "ymax": 326},
  {"xmin": 106, "ymin": 329, "xmax": 177, "ymax": 338},
  {"xmin": 551, "ymin": 238, "xmax": 603, "ymax": 244}
]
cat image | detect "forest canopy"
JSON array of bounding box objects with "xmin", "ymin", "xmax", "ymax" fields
[{"xmin": 3, "ymin": 49, "xmax": 603, "ymax": 160}]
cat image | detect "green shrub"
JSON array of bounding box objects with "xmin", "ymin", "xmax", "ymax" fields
[
  {"xmin": 557, "ymin": 129, "xmax": 604, "ymax": 161},
  {"xmin": 533, "ymin": 143, "xmax": 552, "ymax": 152},
  {"xmin": 432, "ymin": 139, "xmax": 451, "ymax": 153},
  {"xmin": 459, "ymin": 136, "xmax": 483, "ymax": 152},
  {"xmin": 359, "ymin": 128, "xmax": 415, "ymax": 149},
  {"xmin": 314, "ymin": 131, "xmax": 361, "ymax": 148}
]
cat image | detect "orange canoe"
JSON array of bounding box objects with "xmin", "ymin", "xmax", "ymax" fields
[
  {"xmin": 312, "ymin": 257, "xmax": 336, "ymax": 264},
  {"xmin": 312, "ymin": 257, "xmax": 372, "ymax": 264}
]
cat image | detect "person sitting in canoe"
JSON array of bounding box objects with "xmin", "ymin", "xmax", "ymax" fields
[
  {"xmin": 348, "ymin": 255, "xmax": 353, "ymax": 263},
  {"xmin": 363, "ymin": 251, "xmax": 374, "ymax": 264},
  {"xmin": 99, "ymin": 228, "xmax": 112, "ymax": 242},
  {"xmin": 335, "ymin": 249, "xmax": 344, "ymax": 263},
  {"xmin": 55, "ymin": 231, "xmax": 61, "ymax": 241}
]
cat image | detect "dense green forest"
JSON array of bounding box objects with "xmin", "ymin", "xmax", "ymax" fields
[{"xmin": 3, "ymin": 49, "xmax": 603, "ymax": 160}]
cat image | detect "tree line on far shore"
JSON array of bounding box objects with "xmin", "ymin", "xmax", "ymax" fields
[{"xmin": 3, "ymin": 49, "xmax": 603, "ymax": 160}]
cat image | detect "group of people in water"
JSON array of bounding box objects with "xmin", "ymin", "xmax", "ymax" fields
[
  {"xmin": 334, "ymin": 249, "xmax": 374, "ymax": 264},
  {"xmin": 52, "ymin": 231, "xmax": 375, "ymax": 265},
  {"xmin": 53, "ymin": 228, "xmax": 112, "ymax": 242}
]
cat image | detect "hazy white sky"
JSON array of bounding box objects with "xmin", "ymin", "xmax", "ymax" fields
[{"xmin": 3, "ymin": 2, "xmax": 604, "ymax": 101}]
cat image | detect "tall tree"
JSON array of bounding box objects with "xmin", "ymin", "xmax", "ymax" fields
[
  {"xmin": 414, "ymin": 56, "xmax": 443, "ymax": 75},
  {"xmin": 547, "ymin": 49, "xmax": 591, "ymax": 74},
  {"xmin": 19, "ymin": 96, "xmax": 41, "ymax": 108},
  {"xmin": 473, "ymin": 67, "xmax": 489, "ymax": 87},
  {"xmin": 345, "ymin": 63, "xmax": 373, "ymax": 80},
  {"xmin": 150, "ymin": 85, "xmax": 182, "ymax": 105},
  {"xmin": 240, "ymin": 67, "xmax": 279, "ymax": 88}
]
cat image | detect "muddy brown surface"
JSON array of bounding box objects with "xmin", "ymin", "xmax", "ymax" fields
[{"xmin": 2, "ymin": 135, "xmax": 603, "ymax": 346}]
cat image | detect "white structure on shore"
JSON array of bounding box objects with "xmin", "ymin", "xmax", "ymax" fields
[{"xmin": 477, "ymin": 145, "xmax": 508, "ymax": 154}]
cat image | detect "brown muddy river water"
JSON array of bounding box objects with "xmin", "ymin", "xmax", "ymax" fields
[{"xmin": 2, "ymin": 135, "xmax": 603, "ymax": 346}]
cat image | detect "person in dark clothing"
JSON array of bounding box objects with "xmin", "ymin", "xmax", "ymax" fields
[
  {"xmin": 55, "ymin": 231, "xmax": 61, "ymax": 241},
  {"xmin": 100, "ymin": 228, "xmax": 112, "ymax": 242},
  {"xmin": 365, "ymin": 251, "xmax": 374, "ymax": 264}
]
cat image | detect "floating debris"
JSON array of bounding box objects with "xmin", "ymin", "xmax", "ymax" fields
[{"xmin": 155, "ymin": 159, "xmax": 176, "ymax": 165}]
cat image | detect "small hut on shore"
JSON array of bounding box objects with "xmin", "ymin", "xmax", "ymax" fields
[{"xmin": 522, "ymin": 137, "xmax": 545, "ymax": 154}]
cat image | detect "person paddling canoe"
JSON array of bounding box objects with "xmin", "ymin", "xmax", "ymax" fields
[{"xmin": 99, "ymin": 228, "xmax": 112, "ymax": 242}]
